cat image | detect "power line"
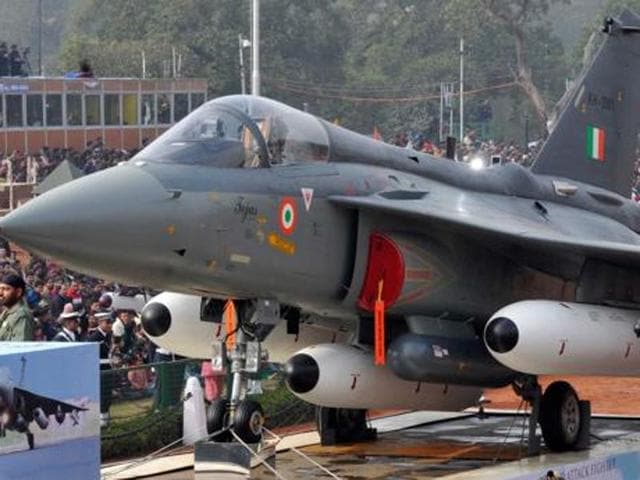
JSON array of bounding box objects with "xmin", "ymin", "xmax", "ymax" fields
[
  {"xmin": 264, "ymin": 74, "xmax": 515, "ymax": 96},
  {"xmin": 269, "ymin": 81, "xmax": 518, "ymax": 104}
]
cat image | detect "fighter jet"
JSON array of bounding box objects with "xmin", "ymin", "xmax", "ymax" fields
[
  {"xmin": 2, "ymin": 10, "xmax": 640, "ymax": 452},
  {"xmin": 0, "ymin": 367, "xmax": 87, "ymax": 450}
]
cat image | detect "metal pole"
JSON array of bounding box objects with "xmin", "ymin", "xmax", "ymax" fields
[
  {"xmin": 141, "ymin": 50, "xmax": 146, "ymax": 79},
  {"xmin": 251, "ymin": 0, "xmax": 260, "ymax": 96},
  {"xmin": 8, "ymin": 161, "xmax": 13, "ymax": 211},
  {"xmin": 239, "ymin": 34, "xmax": 246, "ymax": 95},
  {"xmin": 38, "ymin": 0, "xmax": 43, "ymax": 76},
  {"xmin": 459, "ymin": 37, "xmax": 464, "ymax": 142},
  {"xmin": 439, "ymin": 83, "xmax": 444, "ymax": 142},
  {"xmin": 172, "ymin": 47, "xmax": 176, "ymax": 78},
  {"xmin": 524, "ymin": 113, "xmax": 529, "ymax": 154},
  {"xmin": 449, "ymin": 105, "xmax": 454, "ymax": 138}
]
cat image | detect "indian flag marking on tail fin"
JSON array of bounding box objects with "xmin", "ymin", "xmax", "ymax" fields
[{"xmin": 586, "ymin": 125, "xmax": 606, "ymax": 161}]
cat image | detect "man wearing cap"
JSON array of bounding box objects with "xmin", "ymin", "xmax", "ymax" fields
[
  {"xmin": 52, "ymin": 310, "xmax": 80, "ymax": 342},
  {"xmin": 0, "ymin": 273, "xmax": 35, "ymax": 341},
  {"xmin": 88, "ymin": 311, "xmax": 114, "ymax": 426}
]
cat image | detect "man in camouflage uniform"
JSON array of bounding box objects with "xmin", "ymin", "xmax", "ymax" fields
[{"xmin": 0, "ymin": 273, "xmax": 35, "ymax": 341}]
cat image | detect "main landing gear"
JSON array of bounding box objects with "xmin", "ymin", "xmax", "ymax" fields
[
  {"xmin": 206, "ymin": 311, "xmax": 267, "ymax": 445},
  {"xmin": 514, "ymin": 376, "xmax": 591, "ymax": 454},
  {"xmin": 316, "ymin": 407, "xmax": 377, "ymax": 446}
]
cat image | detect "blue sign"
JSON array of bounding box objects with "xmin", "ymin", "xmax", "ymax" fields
[{"xmin": 0, "ymin": 342, "xmax": 100, "ymax": 480}]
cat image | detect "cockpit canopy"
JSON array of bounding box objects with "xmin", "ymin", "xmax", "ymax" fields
[{"xmin": 133, "ymin": 95, "xmax": 330, "ymax": 167}]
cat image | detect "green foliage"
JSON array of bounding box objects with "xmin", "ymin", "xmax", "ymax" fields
[
  {"xmin": 102, "ymin": 407, "xmax": 182, "ymax": 460},
  {"xmin": 57, "ymin": 0, "xmax": 575, "ymax": 141},
  {"xmin": 101, "ymin": 381, "xmax": 311, "ymax": 461},
  {"xmin": 570, "ymin": 2, "xmax": 637, "ymax": 83},
  {"xmin": 0, "ymin": 0, "xmax": 75, "ymax": 74}
]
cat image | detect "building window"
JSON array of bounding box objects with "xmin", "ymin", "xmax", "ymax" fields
[
  {"xmin": 66, "ymin": 94, "xmax": 82, "ymax": 126},
  {"xmin": 191, "ymin": 93, "xmax": 205, "ymax": 110},
  {"xmin": 104, "ymin": 94, "xmax": 120, "ymax": 126},
  {"xmin": 6, "ymin": 95, "xmax": 23, "ymax": 127},
  {"xmin": 174, "ymin": 93, "xmax": 188, "ymax": 122},
  {"xmin": 26, "ymin": 95, "xmax": 44, "ymax": 127},
  {"xmin": 45, "ymin": 94, "xmax": 62, "ymax": 126},
  {"xmin": 123, "ymin": 94, "xmax": 138, "ymax": 125},
  {"xmin": 141, "ymin": 94, "xmax": 155, "ymax": 125},
  {"xmin": 157, "ymin": 93, "xmax": 171, "ymax": 124},
  {"xmin": 85, "ymin": 94, "xmax": 101, "ymax": 126}
]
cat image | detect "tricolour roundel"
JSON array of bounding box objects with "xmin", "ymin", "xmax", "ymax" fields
[{"xmin": 279, "ymin": 197, "xmax": 298, "ymax": 235}]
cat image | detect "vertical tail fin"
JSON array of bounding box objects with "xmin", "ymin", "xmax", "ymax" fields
[{"xmin": 531, "ymin": 10, "xmax": 640, "ymax": 197}]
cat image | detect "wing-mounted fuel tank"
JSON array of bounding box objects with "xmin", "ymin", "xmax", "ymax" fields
[
  {"xmin": 484, "ymin": 300, "xmax": 640, "ymax": 376},
  {"xmin": 351, "ymin": 232, "xmax": 516, "ymax": 319},
  {"xmin": 285, "ymin": 343, "xmax": 481, "ymax": 410},
  {"xmin": 140, "ymin": 292, "xmax": 353, "ymax": 362}
]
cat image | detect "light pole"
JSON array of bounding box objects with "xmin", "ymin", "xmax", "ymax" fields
[
  {"xmin": 38, "ymin": 0, "xmax": 43, "ymax": 76},
  {"xmin": 459, "ymin": 37, "xmax": 464, "ymax": 142},
  {"xmin": 238, "ymin": 35, "xmax": 251, "ymax": 95},
  {"xmin": 251, "ymin": 0, "xmax": 260, "ymax": 96}
]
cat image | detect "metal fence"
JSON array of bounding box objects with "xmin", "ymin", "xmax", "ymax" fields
[{"xmin": 100, "ymin": 359, "xmax": 314, "ymax": 460}]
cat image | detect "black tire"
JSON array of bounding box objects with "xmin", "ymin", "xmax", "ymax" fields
[
  {"xmin": 540, "ymin": 381, "xmax": 581, "ymax": 452},
  {"xmin": 206, "ymin": 398, "xmax": 230, "ymax": 442},
  {"xmin": 55, "ymin": 409, "xmax": 65, "ymax": 425},
  {"xmin": 233, "ymin": 399, "xmax": 264, "ymax": 444}
]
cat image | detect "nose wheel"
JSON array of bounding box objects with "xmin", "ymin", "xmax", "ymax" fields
[
  {"xmin": 212, "ymin": 305, "xmax": 269, "ymax": 445},
  {"xmin": 206, "ymin": 398, "xmax": 230, "ymax": 442},
  {"xmin": 233, "ymin": 399, "xmax": 265, "ymax": 444}
]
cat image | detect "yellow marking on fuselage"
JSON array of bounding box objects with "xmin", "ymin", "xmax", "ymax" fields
[{"xmin": 268, "ymin": 232, "xmax": 296, "ymax": 255}]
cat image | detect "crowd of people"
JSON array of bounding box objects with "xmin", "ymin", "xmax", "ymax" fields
[
  {"xmin": 1, "ymin": 139, "xmax": 142, "ymax": 184},
  {"xmin": 388, "ymin": 129, "xmax": 540, "ymax": 167},
  {"xmin": 0, "ymin": 244, "xmax": 156, "ymax": 424},
  {"xmin": 0, "ymin": 42, "xmax": 30, "ymax": 77}
]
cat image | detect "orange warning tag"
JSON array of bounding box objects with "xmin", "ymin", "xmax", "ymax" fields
[
  {"xmin": 374, "ymin": 280, "xmax": 386, "ymax": 366},
  {"xmin": 224, "ymin": 300, "xmax": 237, "ymax": 349}
]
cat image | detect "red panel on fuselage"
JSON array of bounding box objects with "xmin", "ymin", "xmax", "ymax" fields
[{"xmin": 357, "ymin": 233, "xmax": 405, "ymax": 311}]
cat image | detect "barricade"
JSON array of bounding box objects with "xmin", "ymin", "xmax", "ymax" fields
[{"xmin": 100, "ymin": 360, "xmax": 315, "ymax": 460}]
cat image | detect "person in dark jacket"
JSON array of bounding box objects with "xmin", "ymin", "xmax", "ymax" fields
[
  {"xmin": 0, "ymin": 43, "xmax": 9, "ymax": 77},
  {"xmin": 52, "ymin": 311, "xmax": 79, "ymax": 342},
  {"xmin": 8, "ymin": 44, "xmax": 23, "ymax": 76}
]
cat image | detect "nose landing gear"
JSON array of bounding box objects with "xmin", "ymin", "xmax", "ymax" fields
[{"xmin": 207, "ymin": 305, "xmax": 269, "ymax": 446}]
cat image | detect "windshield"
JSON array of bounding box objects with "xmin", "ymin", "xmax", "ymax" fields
[{"xmin": 133, "ymin": 95, "xmax": 330, "ymax": 167}]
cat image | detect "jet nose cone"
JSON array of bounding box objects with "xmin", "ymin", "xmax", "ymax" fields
[{"xmin": 0, "ymin": 164, "xmax": 169, "ymax": 280}]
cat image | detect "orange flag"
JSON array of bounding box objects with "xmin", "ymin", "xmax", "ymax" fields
[
  {"xmin": 374, "ymin": 280, "xmax": 386, "ymax": 365},
  {"xmin": 224, "ymin": 300, "xmax": 237, "ymax": 349}
]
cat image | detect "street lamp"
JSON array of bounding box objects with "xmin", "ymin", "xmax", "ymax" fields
[
  {"xmin": 238, "ymin": 35, "xmax": 251, "ymax": 95},
  {"xmin": 38, "ymin": 0, "xmax": 43, "ymax": 76}
]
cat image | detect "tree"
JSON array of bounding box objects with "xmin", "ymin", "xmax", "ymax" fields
[
  {"xmin": 446, "ymin": 0, "xmax": 569, "ymax": 132},
  {"xmin": 58, "ymin": 0, "xmax": 570, "ymax": 141}
]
